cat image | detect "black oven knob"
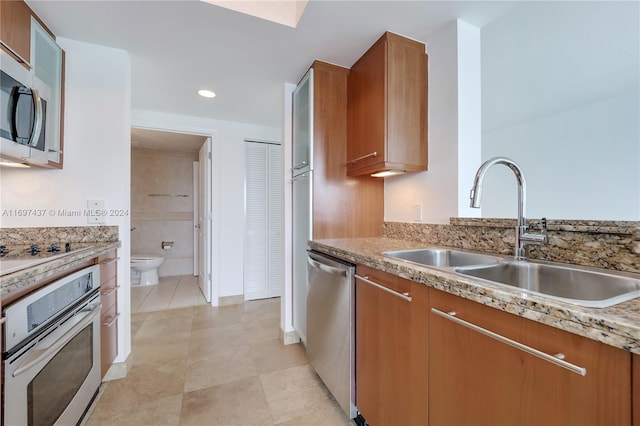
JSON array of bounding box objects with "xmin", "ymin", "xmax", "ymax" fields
[
  {"xmin": 29, "ymin": 244, "xmax": 41, "ymax": 255},
  {"xmin": 0, "ymin": 245, "xmax": 7, "ymax": 257},
  {"xmin": 48, "ymin": 243, "xmax": 60, "ymax": 253},
  {"xmin": 65, "ymin": 243, "xmax": 71, "ymax": 252}
]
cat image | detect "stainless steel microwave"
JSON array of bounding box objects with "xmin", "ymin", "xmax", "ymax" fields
[{"xmin": 0, "ymin": 50, "xmax": 49, "ymax": 165}]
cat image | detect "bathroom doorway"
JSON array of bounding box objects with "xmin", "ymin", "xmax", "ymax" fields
[{"xmin": 129, "ymin": 127, "xmax": 212, "ymax": 312}]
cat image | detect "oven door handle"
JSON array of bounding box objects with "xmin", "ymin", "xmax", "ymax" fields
[{"xmin": 12, "ymin": 302, "xmax": 102, "ymax": 378}]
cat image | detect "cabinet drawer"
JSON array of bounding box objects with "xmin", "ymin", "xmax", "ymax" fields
[
  {"xmin": 100, "ymin": 303, "xmax": 118, "ymax": 378},
  {"xmin": 100, "ymin": 277, "xmax": 117, "ymax": 313},
  {"xmin": 98, "ymin": 250, "xmax": 118, "ymax": 282}
]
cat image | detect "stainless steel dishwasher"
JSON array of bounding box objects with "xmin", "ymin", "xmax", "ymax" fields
[{"xmin": 306, "ymin": 250, "xmax": 356, "ymax": 419}]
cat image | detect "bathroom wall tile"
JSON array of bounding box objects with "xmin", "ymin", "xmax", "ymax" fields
[
  {"xmin": 161, "ymin": 257, "xmax": 194, "ymax": 277},
  {"xmin": 131, "ymin": 148, "xmax": 197, "ymax": 276}
]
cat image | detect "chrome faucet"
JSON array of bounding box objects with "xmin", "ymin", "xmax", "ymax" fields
[{"xmin": 469, "ymin": 157, "xmax": 548, "ymax": 260}]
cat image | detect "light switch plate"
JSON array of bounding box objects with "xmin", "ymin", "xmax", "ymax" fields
[{"xmin": 87, "ymin": 200, "xmax": 106, "ymax": 224}]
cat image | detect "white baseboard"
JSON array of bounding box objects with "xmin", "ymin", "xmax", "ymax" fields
[{"xmin": 280, "ymin": 328, "xmax": 300, "ymax": 345}]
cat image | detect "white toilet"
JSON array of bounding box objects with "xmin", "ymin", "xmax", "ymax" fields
[{"xmin": 131, "ymin": 255, "xmax": 164, "ymax": 286}]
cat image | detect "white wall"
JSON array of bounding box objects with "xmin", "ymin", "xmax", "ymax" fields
[
  {"xmin": 480, "ymin": 1, "xmax": 640, "ymax": 220},
  {"xmin": 385, "ymin": 20, "xmax": 481, "ymax": 224},
  {"xmin": 481, "ymin": 92, "xmax": 640, "ymax": 219},
  {"xmin": 132, "ymin": 110, "xmax": 280, "ymax": 303},
  {"xmin": 0, "ymin": 38, "xmax": 132, "ymax": 363}
]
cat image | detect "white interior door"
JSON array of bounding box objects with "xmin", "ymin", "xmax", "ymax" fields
[
  {"xmin": 244, "ymin": 141, "xmax": 282, "ymax": 301},
  {"xmin": 198, "ymin": 138, "xmax": 212, "ymax": 302},
  {"xmin": 193, "ymin": 162, "xmax": 199, "ymax": 276}
]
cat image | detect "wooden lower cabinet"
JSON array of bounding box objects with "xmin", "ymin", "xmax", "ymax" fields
[
  {"xmin": 634, "ymin": 354, "xmax": 640, "ymax": 426},
  {"xmin": 428, "ymin": 289, "xmax": 632, "ymax": 425},
  {"xmin": 97, "ymin": 250, "xmax": 119, "ymax": 378},
  {"xmin": 355, "ymin": 265, "xmax": 428, "ymax": 425}
]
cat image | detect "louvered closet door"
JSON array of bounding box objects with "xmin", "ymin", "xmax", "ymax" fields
[{"xmin": 244, "ymin": 142, "xmax": 282, "ymax": 301}]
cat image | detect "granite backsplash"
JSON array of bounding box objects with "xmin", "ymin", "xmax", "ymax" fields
[
  {"xmin": 0, "ymin": 226, "xmax": 119, "ymax": 246},
  {"xmin": 383, "ymin": 219, "xmax": 640, "ymax": 273}
]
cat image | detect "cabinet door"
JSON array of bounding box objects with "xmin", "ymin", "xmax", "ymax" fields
[
  {"xmin": 634, "ymin": 354, "xmax": 639, "ymax": 426},
  {"xmin": 347, "ymin": 32, "xmax": 427, "ymax": 177},
  {"xmin": 0, "ymin": 0, "xmax": 31, "ymax": 65},
  {"xmin": 244, "ymin": 142, "xmax": 282, "ymax": 301},
  {"xmin": 31, "ymin": 18, "xmax": 63, "ymax": 167},
  {"xmin": 292, "ymin": 68, "xmax": 313, "ymax": 174},
  {"xmin": 347, "ymin": 37, "xmax": 386, "ymax": 174},
  {"xmin": 386, "ymin": 36, "xmax": 427, "ymax": 170},
  {"xmin": 429, "ymin": 289, "xmax": 631, "ymax": 426},
  {"xmin": 355, "ymin": 265, "xmax": 428, "ymax": 425}
]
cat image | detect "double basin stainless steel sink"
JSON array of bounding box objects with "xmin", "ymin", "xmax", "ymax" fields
[{"xmin": 383, "ymin": 248, "xmax": 640, "ymax": 308}]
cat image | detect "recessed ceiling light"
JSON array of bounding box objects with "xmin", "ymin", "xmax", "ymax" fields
[{"xmin": 198, "ymin": 89, "xmax": 216, "ymax": 98}]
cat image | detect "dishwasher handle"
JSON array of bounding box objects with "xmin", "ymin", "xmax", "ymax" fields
[{"xmin": 307, "ymin": 253, "xmax": 348, "ymax": 277}]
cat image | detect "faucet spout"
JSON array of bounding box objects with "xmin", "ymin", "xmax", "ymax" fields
[{"xmin": 470, "ymin": 157, "xmax": 546, "ymax": 260}]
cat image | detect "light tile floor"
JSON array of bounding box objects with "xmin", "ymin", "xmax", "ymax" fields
[
  {"xmin": 86, "ymin": 297, "xmax": 349, "ymax": 426},
  {"xmin": 131, "ymin": 275, "xmax": 207, "ymax": 313}
]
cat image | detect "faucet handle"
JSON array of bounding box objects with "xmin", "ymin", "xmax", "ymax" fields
[{"xmin": 541, "ymin": 217, "xmax": 547, "ymax": 232}]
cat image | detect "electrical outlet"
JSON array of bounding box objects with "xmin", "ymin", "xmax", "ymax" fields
[{"xmin": 413, "ymin": 203, "xmax": 423, "ymax": 222}]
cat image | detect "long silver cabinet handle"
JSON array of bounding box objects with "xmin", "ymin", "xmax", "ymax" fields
[
  {"xmin": 292, "ymin": 161, "xmax": 308, "ymax": 170},
  {"xmin": 349, "ymin": 151, "xmax": 377, "ymax": 164},
  {"xmin": 355, "ymin": 274, "xmax": 412, "ymax": 302},
  {"xmin": 431, "ymin": 308, "xmax": 587, "ymax": 376},
  {"xmin": 307, "ymin": 255, "xmax": 347, "ymax": 277},
  {"xmin": 102, "ymin": 313, "xmax": 120, "ymax": 328},
  {"xmin": 99, "ymin": 257, "xmax": 120, "ymax": 265},
  {"xmin": 101, "ymin": 285, "xmax": 121, "ymax": 296},
  {"xmin": 291, "ymin": 173, "xmax": 309, "ymax": 182}
]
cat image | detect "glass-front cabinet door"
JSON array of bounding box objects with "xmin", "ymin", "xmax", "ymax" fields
[
  {"xmin": 31, "ymin": 18, "xmax": 63, "ymax": 167},
  {"xmin": 292, "ymin": 68, "xmax": 313, "ymax": 176}
]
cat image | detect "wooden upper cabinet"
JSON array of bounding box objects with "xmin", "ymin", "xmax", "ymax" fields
[
  {"xmin": 309, "ymin": 60, "xmax": 384, "ymax": 238},
  {"xmin": 347, "ymin": 31, "xmax": 428, "ymax": 177},
  {"xmin": 0, "ymin": 0, "xmax": 32, "ymax": 66}
]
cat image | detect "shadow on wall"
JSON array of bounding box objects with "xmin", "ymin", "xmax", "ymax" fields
[{"xmin": 130, "ymin": 147, "xmax": 198, "ymax": 278}]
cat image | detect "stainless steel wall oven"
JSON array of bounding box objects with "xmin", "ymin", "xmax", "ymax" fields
[{"xmin": 2, "ymin": 264, "xmax": 102, "ymax": 426}]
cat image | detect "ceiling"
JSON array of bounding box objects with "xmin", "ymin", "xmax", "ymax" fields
[{"xmin": 26, "ymin": 0, "xmax": 520, "ymax": 132}]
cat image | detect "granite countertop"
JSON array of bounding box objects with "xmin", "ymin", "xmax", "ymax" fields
[
  {"xmin": 0, "ymin": 241, "xmax": 121, "ymax": 298},
  {"xmin": 309, "ymin": 237, "xmax": 640, "ymax": 355}
]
